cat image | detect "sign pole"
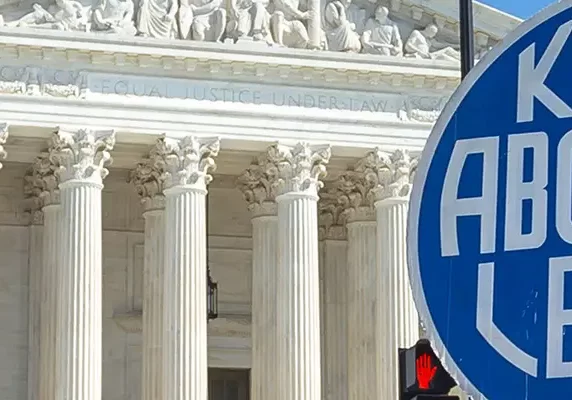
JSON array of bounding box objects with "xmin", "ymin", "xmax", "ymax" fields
[{"xmin": 459, "ymin": 0, "xmax": 475, "ymax": 79}]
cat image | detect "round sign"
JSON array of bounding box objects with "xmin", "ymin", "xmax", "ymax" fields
[{"xmin": 408, "ymin": 2, "xmax": 572, "ymax": 399}]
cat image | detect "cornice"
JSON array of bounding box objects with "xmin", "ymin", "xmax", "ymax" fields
[
  {"xmin": 407, "ymin": 0, "xmax": 522, "ymax": 39},
  {"xmin": 0, "ymin": 28, "xmax": 461, "ymax": 91}
]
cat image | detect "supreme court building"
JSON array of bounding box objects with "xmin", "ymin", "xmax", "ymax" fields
[{"xmin": 0, "ymin": 0, "xmax": 521, "ymax": 398}]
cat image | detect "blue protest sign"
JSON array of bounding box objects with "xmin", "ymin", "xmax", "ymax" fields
[{"xmin": 408, "ymin": 2, "xmax": 572, "ymax": 399}]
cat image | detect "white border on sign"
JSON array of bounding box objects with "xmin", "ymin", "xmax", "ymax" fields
[{"xmin": 407, "ymin": 2, "xmax": 572, "ymax": 399}]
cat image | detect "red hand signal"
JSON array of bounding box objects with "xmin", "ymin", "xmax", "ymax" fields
[{"xmin": 416, "ymin": 353, "xmax": 437, "ymax": 389}]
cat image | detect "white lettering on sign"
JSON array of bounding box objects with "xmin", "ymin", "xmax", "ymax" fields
[
  {"xmin": 556, "ymin": 130, "xmax": 572, "ymax": 243},
  {"xmin": 504, "ymin": 132, "xmax": 548, "ymax": 251},
  {"xmin": 477, "ymin": 262, "xmax": 539, "ymax": 377},
  {"xmin": 517, "ymin": 20, "xmax": 572, "ymax": 123},
  {"xmin": 441, "ymin": 130, "xmax": 572, "ymax": 378},
  {"xmin": 440, "ymin": 137, "xmax": 499, "ymax": 257},
  {"xmin": 547, "ymin": 256, "xmax": 572, "ymax": 378}
]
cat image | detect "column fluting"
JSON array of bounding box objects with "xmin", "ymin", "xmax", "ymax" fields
[
  {"xmin": 318, "ymin": 186, "xmax": 349, "ymax": 400},
  {"xmin": 268, "ymin": 143, "xmax": 331, "ymax": 400},
  {"xmin": 238, "ymin": 159, "xmax": 278, "ymax": 400},
  {"xmin": 157, "ymin": 136, "xmax": 220, "ymax": 400},
  {"xmin": 50, "ymin": 128, "xmax": 115, "ymax": 400},
  {"xmin": 132, "ymin": 156, "xmax": 167, "ymax": 400}
]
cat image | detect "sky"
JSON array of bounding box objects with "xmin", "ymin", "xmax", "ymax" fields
[{"xmin": 479, "ymin": 0, "xmax": 557, "ymax": 19}]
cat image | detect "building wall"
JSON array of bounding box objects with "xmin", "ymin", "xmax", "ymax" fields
[{"xmin": 0, "ymin": 163, "xmax": 254, "ymax": 400}]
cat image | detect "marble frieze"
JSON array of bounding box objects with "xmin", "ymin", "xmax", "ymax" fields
[{"xmin": 0, "ymin": 63, "xmax": 450, "ymax": 122}]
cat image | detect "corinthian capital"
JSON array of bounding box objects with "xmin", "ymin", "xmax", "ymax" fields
[
  {"xmin": 49, "ymin": 128, "xmax": 116, "ymax": 185},
  {"xmin": 23, "ymin": 153, "xmax": 60, "ymax": 223},
  {"xmin": 130, "ymin": 151, "xmax": 166, "ymax": 211},
  {"xmin": 356, "ymin": 148, "xmax": 415, "ymax": 203},
  {"xmin": 336, "ymin": 170, "xmax": 376, "ymax": 222},
  {"xmin": 266, "ymin": 143, "xmax": 331, "ymax": 198},
  {"xmin": 154, "ymin": 136, "xmax": 220, "ymax": 192},
  {"xmin": 319, "ymin": 183, "xmax": 347, "ymax": 240},
  {"xmin": 237, "ymin": 156, "xmax": 277, "ymax": 217},
  {"xmin": 0, "ymin": 123, "xmax": 8, "ymax": 170}
]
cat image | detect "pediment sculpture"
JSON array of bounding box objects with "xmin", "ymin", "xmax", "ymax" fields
[
  {"xmin": 226, "ymin": 0, "xmax": 272, "ymax": 42},
  {"xmin": 6, "ymin": 0, "xmax": 88, "ymax": 31},
  {"xmin": 360, "ymin": 5, "xmax": 402, "ymax": 56},
  {"xmin": 270, "ymin": 0, "xmax": 311, "ymax": 48},
  {"xmin": 0, "ymin": 0, "xmax": 494, "ymax": 59},
  {"xmin": 404, "ymin": 23, "xmax": 461, "ymax": 62},
  {"xmin": 323, "ymin": 0, "xmax": 361, "ymax": 52}
]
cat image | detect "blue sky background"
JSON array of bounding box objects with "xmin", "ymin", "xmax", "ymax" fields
[{"xmin": 479, "ymin": 0, "xmax": 556, "ymax": 18}]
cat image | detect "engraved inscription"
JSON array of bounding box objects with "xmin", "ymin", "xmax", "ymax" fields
[{"xmin": 88, "ymin": 73, "xmax": 405, "ymax": 113}]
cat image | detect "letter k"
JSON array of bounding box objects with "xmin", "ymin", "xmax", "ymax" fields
[{"xmin": 517, "ymin": 20, "xmax": 572, "ymax": 123}]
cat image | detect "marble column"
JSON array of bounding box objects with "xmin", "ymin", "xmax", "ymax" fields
[
  {"xmin": 366, "ymin": 149, "xmax": 419, "ymax": 400},
  {"xmin": 157, "ymin": 136, "xmax": 220, "ymax": 400},
  {"xmin": 334, "ymin": 170, "xmax": 379, "ymax": 400},
  {"xmin": 318, "ymin": 186, "xmax": 348, "ymax": 400},
  {"xmin": 131, "ymin": 156, "xmax": 166, "ymax": 400},
  {"xmin": 50, "ymin": 128, "xmax": 116, "ymax": 400},
  {"xmin": 267, "ymin": 143, "xmax": 331, "ymax": 400},
  {"xmin": 238, "ymin": 157, "xmax": 278, "ymax": 400},
  {"xmin": 24, "ymin": 154, "xmax": 61, "ymax": 400},
  {"xmin": 26, "ymin": 216, "xmax": 42, "ymax": 400}
]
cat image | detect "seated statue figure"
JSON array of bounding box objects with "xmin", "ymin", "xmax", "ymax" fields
[
  {"xmin": 178, "ymin": 0, "xmax": 226, "ymax": 41},
  {"xmin": 270, "ymin": 0, "xmax": 310, "ymax": 48},
  {"xmin": 361, "ymin": 6, "xmax": 402, "ymax": 56},
  {"xmin": 344, "ymin": 0, "xmax": 367, "ymax": 35},
  {"xmin": 91, "ymin": 0, "xmax": 136, "ymax": 35},
  {"xmin": 226, "ymin": 0, "xmax": 271, "ymax": 42},
  {"xmin": 323, "ymin": 0, "xmax": 361, "ymax": 52},
  {"xmin": 136, "ymin": 0, "xmax": 177, "ymax": 38},
  {"xmin": 404, "ymin": 23, "xmax": 460, "ymax": 62},
  {"xmin": 9, "ymin": 0, "xmax": 86, "ymax": 31}
]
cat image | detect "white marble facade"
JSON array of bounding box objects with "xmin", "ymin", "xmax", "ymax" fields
[{"xmin": 0, "ymin": 0, "xmax": 520, "ymax": 399}]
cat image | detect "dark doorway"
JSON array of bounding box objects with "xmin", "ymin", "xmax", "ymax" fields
[{"xmin": 209, "ymin": 368, "xmax": 250, "ymax": 400}]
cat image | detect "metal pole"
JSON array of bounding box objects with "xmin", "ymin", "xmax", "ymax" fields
[{"xmin": 459, "ymin": 0, "xmax": 475, "ymax": 79}]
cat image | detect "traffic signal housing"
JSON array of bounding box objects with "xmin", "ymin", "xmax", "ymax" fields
[{"xmin": 399, "ymin": 339, "xmax": 458, "ymax": 400}]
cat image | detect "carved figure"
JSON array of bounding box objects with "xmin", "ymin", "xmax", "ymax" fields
[
  {"xmin": 91, "ymin": 0, "xmax": 136, "ymax": 34},
  {"xmin": 226, "ymin": 0, "xmax": 272, "ymax": 42},
  {"xmin": 270, "ymin": 0, "xmax": 310, "ymax": 48},
  {"xmin": 404, "ymin": 23, "xmax": 460, "ymax": 62},
  {"xmin": 9, "ymin": 0, "xmax": 86, "ymax": 31},
  {"xmin": 361, "ymin": 6, "xmax": 402, "ymax": 56},
  {"xmin": 179, "ymin": 0, "xmax": 226, "ymax": 41},
  {"xmin": 323, "ymin": 0, "xmax": 360, "ymax": 52},
  {"xmin": 136, "ymin": 0, "xmax": 178, "ymax": 38},
  {"xmin": 475, "ymin": 45, "xmax": 492, "ymax": 62},
  {"xmin": 344, "ymin": 1, "xmax": 367, "ymax": 35}
]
